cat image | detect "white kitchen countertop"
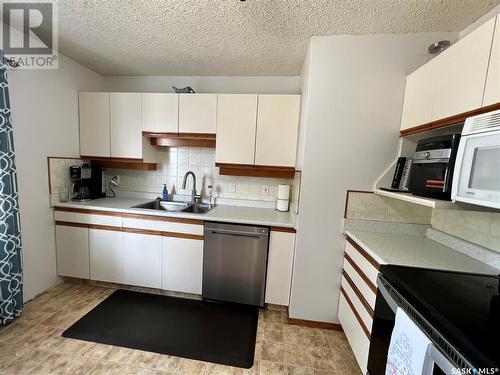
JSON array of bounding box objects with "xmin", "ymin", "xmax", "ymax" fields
[
  {"xmin": 53, "ymin": 197, "xmax": 296, "ymax": 228},
  {"xmin": 345, "ymin": 229, "xmax": 498, "ymax": 274}
]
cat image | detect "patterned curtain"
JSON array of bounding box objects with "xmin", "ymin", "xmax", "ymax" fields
[{"xmin": 0, "ymin": 61, "xmax": 23, "ymax": 325}]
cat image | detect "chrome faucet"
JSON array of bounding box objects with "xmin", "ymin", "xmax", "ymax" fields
[{"xmin": 182, "ymin": 171, "xmax": 200, "ymax": 203}]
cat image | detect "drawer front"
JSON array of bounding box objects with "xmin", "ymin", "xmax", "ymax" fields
[
  {"xmin": 344, "ymin": 240, "xmax": 378, "ymax": 286},
  {"xmin": 342, "ymin": 260, "xmax": 377, "ymax": 308},
  {"xmin": 341, "ymin": 275, "xmax": 373, "ymax": 331},
  {"xmin": 338, "ymin": 292, "xmax": 369, "ymax": 373},
  {"xmin": 122, "ymin": 217, "xmax": 203, "ymax": 236},
  {"xmin": 55, "ymin": 211, "xmax": 122, "ymax": 227}
]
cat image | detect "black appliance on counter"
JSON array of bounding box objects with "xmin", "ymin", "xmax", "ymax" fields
[
  {"xmin": 70, "ymin": 164, "xmax": 104, "ymax": 201},
  {"xmin": 408, "ymin": 134, "xmax": 461, "ymax": 200},
  {"xmin": 367, "ymin": 265, "xmax": 500, "ymax": 375}
]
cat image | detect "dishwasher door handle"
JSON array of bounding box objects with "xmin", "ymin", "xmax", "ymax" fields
[{"xmin": 210, "ymin": 229, "xmax": 267, "ymax": 238}]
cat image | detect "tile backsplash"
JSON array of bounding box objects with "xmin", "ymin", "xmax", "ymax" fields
[
  {"xmin": 103, "ymin": 147, "xmax": 293, "ymax": 205},
  {"xmin": 345, "ymin": 191, "xmax": 433, "ymax": 225},
  {"xmin": 431, "ymin": 209, "xmax": 500, "ymax": 253}
]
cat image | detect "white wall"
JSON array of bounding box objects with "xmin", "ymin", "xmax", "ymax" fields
[
  {"xmin": 289, "ymin": 32, "xmax": 457, "ymax": 323},
  {"xmin": 9, "ymin": 55, "xmax": 103, "ymax": 301},
  {"xmin": 103, "ymin": 75, "xmax": 300, "ymax": 94}
]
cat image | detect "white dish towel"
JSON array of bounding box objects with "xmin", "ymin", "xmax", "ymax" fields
[{"xmin": 386, "ymin": 307, "xmax": 432, "ymax": 375}]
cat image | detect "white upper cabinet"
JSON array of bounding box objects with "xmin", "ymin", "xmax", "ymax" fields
[
  {"xmin": 400, "ymin": 62, "xmax": 436, "ymax": 130},
  {"xmin": 79, "ymin": 92, "xmax": 110, "ymax": 157},
  {"xmin": 142, "ymin": 93, "xmax": 179, "ymax": 133},
  {"xmin": 255, "ymin": 95, "xmax": 300, "ymax": 167},
  {"xmin": 215, "ymin": 94, "xmax": 258, "ymax": 165},
  {"xmin": 178, "ymin": 94, "xmax": 217, "ymax": 134},
  {"xmin": 432, "ymin": 18, "xmax": 495, "ymax": 121},
  {"xmin": 484, "ymin": 16, "xmax": 500, "ymax": 107},
  {"xmin": 110, "ymin": 93, "xmax": 142, "ymax": 159}
]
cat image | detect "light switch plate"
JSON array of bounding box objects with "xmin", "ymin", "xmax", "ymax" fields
[{"xmin": 228, "ymin": 183, "xmax": 236, "ymax": 193}]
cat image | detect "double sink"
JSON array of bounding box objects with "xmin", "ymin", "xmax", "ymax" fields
[{"xmin": 132, "ymin": 199, "xmax": 213, "ymax": 214}]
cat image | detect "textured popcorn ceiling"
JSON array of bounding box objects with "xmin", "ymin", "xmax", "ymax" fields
[{"xmin": 55, "ymin": 0, "xmax": 500, "ymax": 76}]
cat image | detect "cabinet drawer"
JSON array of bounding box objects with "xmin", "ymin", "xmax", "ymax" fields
[
  {"xmin": 341, "ymin": 275, "xmax": 373, "ymax": 331},
  {"xmin": 342, "ymin": 260, "xmax": 376, "ymax": 308},
  {"xmin": 344, "ymin": 238, "xmax": 379, "ymax": 286},
  {"xmin": 55, "ymin": 210, "xmax": 122, "ymax": 227},
  {"xmin": 338, "ymin": 293, "xmax": 369, "ymax": 374},
  {"xmin": 122, "ymin": 217, "xmax": 203, "ymax": 236}
]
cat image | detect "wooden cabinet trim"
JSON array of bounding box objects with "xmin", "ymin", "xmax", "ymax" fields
[
  {"xmin": 55, "ymin": 221, "xmax": 89, "ymax": 229},
  {"xmin": 346, "ymin": 236, "xmax": 380, "ymax": 270},
  {"xmin": 344, "ymin": 253, "xmax": 377, "ymax": 294},
  {"xmin": 270, "ymin": 226, "xmax": 296, "ymax": 233},
  {"xmin": 163, "ymin": 231, "xmax": 203, "ymax": 240},
  {"xmin": 342, "ymin": 270, "xmax": 374, "ymax": 317},
  {"xmin": 217, "ymin": 163, "xmax": 295, "ymax": 179},
  {"xmin": 400, "ymin": 102, "xmax": 500, "ymax": 137},
  {"xmin": 145, "ymin": 132, "xmax": 216, "ymax": 148},
  {"xmin": 287, "ymin": 317, "xmax": 343, "ymax": 331},
  {"xmin": 122, "ymin": 227, "xmax": 163, "ymax": 236},
  {"xmin": 340, "ymin": 286, "xmax": 371, "ymax": 340},
  {"xmin": 121, "ymin": 213, "xmax": 203, "ymax": 225},
  {"xmin": 54, "ymin": 207, "xmax": 124, "ymax": 217},
  {"xmin": 88, "ymin": 224, "xmax": 123, "ymax": 232}
]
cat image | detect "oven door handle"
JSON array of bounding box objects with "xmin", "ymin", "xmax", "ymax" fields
[{"xmin": 377, "ymin": 276, "xmax": 398, "ymax": 313}]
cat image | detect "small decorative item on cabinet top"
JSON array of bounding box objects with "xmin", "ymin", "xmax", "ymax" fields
[{"xmin": 172, "ymin": 86, "xmax": 195, "ymax": 93}]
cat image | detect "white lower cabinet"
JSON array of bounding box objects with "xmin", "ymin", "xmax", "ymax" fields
[
  {"xmin": 162, "ymin": 236, "xmax": 203, "ymax": 294},
  {"xmin": 89, "ymin": 228, "xmax": 123, "ymax": 284},
  {"xmin": 265, "ymin": 231, "xmax": 295, "ymax": 306},
  {"xmin": 55, "ymin": 224, "xmax": 90, "ymax": 279},
  {"xmin": 122, "ymin": 232, "xmax": 162, "ymax": 288},
  {"xmin": 338, "ymin": 293, "xmax": 370, "ymax": 373}
]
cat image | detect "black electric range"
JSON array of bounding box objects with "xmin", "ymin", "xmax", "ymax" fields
[{"xmin": 368, "ymin": 265, "xmax": 500, "ymax": 374}]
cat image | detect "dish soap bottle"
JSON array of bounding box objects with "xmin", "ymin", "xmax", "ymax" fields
[{"xmin": 162, "ymin": 184, "xmax": 169, "ymax": 201}]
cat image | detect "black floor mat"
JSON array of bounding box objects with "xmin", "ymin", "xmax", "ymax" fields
[{"xmin": 62, "ymin": 289, "xmax": 258, "ymax": 368}]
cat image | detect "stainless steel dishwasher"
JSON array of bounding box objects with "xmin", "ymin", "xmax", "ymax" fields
[{"xmin": 203, "ymin": 222, "xmax": 269, "ymax": 307}]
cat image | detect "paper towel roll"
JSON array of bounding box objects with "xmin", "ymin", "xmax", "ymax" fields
[
  {"xmin": 276, "ymin": 198, "xmax": 289, "ymax": 212},
  {"xmin": 278, "ymin": 184, "xmax": 290, "ymax": 200}
]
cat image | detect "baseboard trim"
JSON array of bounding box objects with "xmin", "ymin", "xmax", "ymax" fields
[{"xmin": 287, "ymin": 317, "xmax": 343, "ymax": 331}]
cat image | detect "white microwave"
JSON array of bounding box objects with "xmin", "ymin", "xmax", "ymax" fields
[{"xmin": 452, "ymin": 109, "xmax": 500, "ymax": 209}]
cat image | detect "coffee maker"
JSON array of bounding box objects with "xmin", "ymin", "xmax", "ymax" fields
[{"xmin": 69, "ymin": 164, "xmax": 104, "ymax": 201}]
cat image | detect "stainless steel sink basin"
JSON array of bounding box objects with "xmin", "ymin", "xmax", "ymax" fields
[{"xmin": 131, "ymin": 200, "xmax": 213, "ymax": 214}]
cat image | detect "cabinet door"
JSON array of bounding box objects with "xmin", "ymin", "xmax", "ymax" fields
[
  {"xmin": 142, "ymin": 93, "xmax": 179, "ymax": 133},
  {"xmin": 162, "ymin": 236, "xmax": 203, "ymax": 294},
  {"xmin": 265, "ymin": 231, "xmax": 295, "ymax": 306},
  {"xmin": 110, "ymin": 93, "xmax": 142, "ymax": 159},
  {"xmin": 215, "ymin": 94, "xmax": 257, "ymax": 165},
  {"xmin": 432, "ymin": 18, "xmax": 495, "ymax": 121},
  {"xmin": 255, "ymin": 95, "xmax": 300, "ymax": 167},
  {"xmin": 178, "ymin": 94, "xmax": 217, "ymax": 134},
  {"xmin": 79, "ymin": 92, "xmax": 110, "ymax": 157},
  {"xmin": 55, "ymin": 224, "xmax": 89, "ymax": 279},
  {"xmin": 484, "ymin": 16, "xmax": 500, "ymax": 107},
  {"xmin": 400, "ymin": 62, "xmax": 436, "ymax": 130},
  {"xmin": 123, "ymin": 231, "xmax": 162, "ymax": 288},
  {"xmin": 89, "ymin": 228, "xmax": 123, "ymax": 283}
]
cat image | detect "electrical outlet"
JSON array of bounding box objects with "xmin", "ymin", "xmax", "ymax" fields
[
  {"xmin": 261, "ymin": 185, "xmax": 270, "ymax": 195},
  {"xmin": 228, "ymin": 183, "xmax": 236, "ymax": 193}
]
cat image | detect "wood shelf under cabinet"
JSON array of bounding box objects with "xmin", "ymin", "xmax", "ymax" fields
[
  {"xmin": 400, "ymin": 102, "xmax": 500, "ymax": 137},
  {"xmin": 216, "ymin": 163, "xmax": 295, "ymax": 179},
  {"xmin": 81, "ymin": 156, "xmax": 157, "ymax": 171},
  {"xmin": 143, "ymin": 132, "xmax": 216, "ymax": 148}
]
